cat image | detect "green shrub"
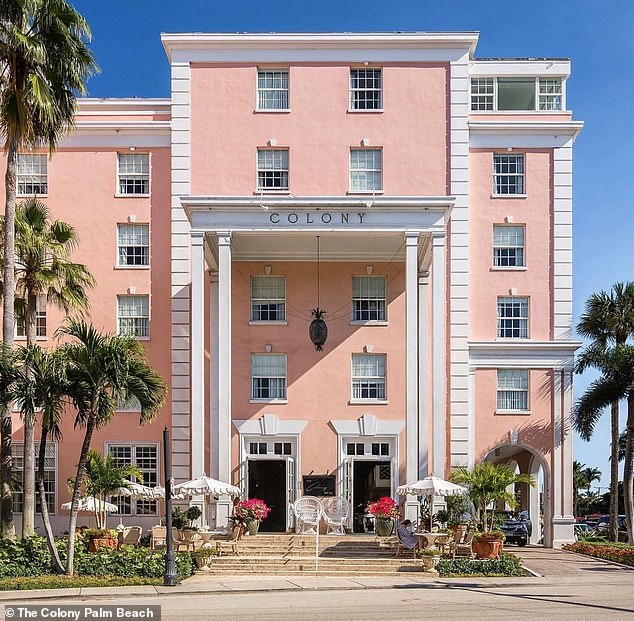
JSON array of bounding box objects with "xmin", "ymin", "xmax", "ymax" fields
[
  {"xmin": 438, "ymin": 553, "xmax": 524, "ymax": 577},
  {"xmin": 0, "ymin": 575, "xmax": 162, "ymax": 591},
  {"xmin": 563, "ymin": 541, "xmax": 634, "ymax": 567}
]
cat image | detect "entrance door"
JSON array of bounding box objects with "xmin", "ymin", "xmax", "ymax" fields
[
  {"xmin": 247, "ymin": 459, "xmax": 287, "ymax": 532},
  {"xmin": 351, "ymin": 460, "xmax": 392, "ymax": 533}
]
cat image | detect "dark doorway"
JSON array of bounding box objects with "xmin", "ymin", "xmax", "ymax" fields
[
  {"xmin": 352, "ymin": 460, "xmax": 391, "ymax": 533},
  {"xmin": 247, "ymin": 459, "xmax": 287, "ymax": 532}
]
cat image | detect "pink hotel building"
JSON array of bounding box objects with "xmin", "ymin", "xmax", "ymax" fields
[{"xmin": 6, "ymin": 32, "xmax": 583, "ymax": 546}]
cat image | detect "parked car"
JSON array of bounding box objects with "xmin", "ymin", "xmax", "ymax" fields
[
  {"xmin": 594, "ymin": 515, "xmax": 627, "ymax": 541},
  {"xmin": 499, "ymin": 513, "xmax": 529, "ymax": 546}
]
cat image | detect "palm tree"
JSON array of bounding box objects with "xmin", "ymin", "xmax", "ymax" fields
[
  {"xmin": 573, "ymin": 461, "xmax": 589, "ymax": 517},
  {"xmin": 58, "ymin": 319, "xmax": 166, "ymax": 575},
  {"xmin": 0, "ymin": 0, "xmax": 97, "ymax": 537},
  {"xmin": 72, "ymin": 450, "xmax": 142, "ymax": 529},
  {"xmin": 13, "ymin": 345, "xmax": 66, "ymax": 572},
  {"xmin": 576, "ymin": 282, "xmax": 634, "ymax": 542},
  {"xmin": 7, "ymin": 197, "xmax": 94, "ymax": 537},
  {"xmin": 574, "ymin": 344, "xmax": 634, "ymax": 543},
  {"xmin": 450, "ymin": 462, "xmax": 535, "ymax": 532}
]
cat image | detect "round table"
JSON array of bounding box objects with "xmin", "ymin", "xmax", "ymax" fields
[{"xmin": 417, "ymin": 532, "xmax": 449, "ymax": 552}]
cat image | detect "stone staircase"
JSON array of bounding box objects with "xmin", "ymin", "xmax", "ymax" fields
[{"xmin": 202, "ymin": 533, "xmax": 425, "ymax": 576}]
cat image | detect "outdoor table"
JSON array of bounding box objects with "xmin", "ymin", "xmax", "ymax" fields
[{"xmin": 417, "ymin": 532, "xmax": 449, "ymax": 552}]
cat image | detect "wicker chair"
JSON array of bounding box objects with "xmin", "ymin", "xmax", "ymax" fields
[
  {"xmin": 292, "ymin": 496, "xmax": 324, "ymax": 534},
  {"xmin": 322, "ymin": 497, "xmax": 351, "ymax": 535},
  {"xmin": 450, "ymin": 528, "xmax": 476, "ymax": 559},
  {"xmin": 150, "ymin": 526, "xmax": 166, "ymax": 550},
  {"xmin": 215, "ymin": 526, "xmax": 242, "ymax": 557},
  {"xmin": 118, "ymin": 526, "xmax": 142, "ymax": 548}
]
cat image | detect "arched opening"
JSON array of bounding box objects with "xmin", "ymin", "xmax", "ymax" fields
[{"xmin": 483, "ymin": 443, "xmax": 550, "ymax": 546}]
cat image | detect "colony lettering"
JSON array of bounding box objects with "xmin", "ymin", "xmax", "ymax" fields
[
  {"xmin": 5, "ymin": 605, "xmax": 160, "ymax": 620},
  {"xmin": 269, "ymin": 212, "xmax": 366, "ymax": 225}
]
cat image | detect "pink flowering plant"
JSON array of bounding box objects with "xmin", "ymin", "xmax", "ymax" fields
[
  {"xmin": 366, "ymin": 496, "xmax": 399, "ymax": 519},
  {"xmin": 233, "ymin": 498, "xmax": 271, "ymax": 525}
]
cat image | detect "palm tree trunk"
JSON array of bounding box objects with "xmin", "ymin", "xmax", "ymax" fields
[
  {"xmin": 1, "ymin": 136, "xmax": 18, "ymax": 537},
  {"xmin": 66, "ymin": 415, "xmax": 95, "ymax": 576},
  {"xmin": 610, "ymin": 401, "xmax": 620, "ymax": 542},
  {"xmin": 37, "ymin": 426, "xmax": 63, "ymax": 573},
  {"xmin": 624, "ymin": 394, "xmax": 634, "ymax": 544},
  {"xmin": 21, "ymin": 294, "xmax": 38, "ymax": 537}
]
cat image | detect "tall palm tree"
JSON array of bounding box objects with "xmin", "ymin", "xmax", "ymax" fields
[
  {"xmin": 573, "ymin": 461, "xmax": 589, "ymax": 517},
  {"xmin": 574, "ymin": 344, "xmax": 634, "ymax": 543},
  {"xmin": 0, "ymin": 0, "xmax": 97, "ymax": 537},
  {"xmin": 576, "ymin": 282, "xmax": 634, "ymax": 542},
  {"xmin": 13, "ymin": 345, "xmax": 66, "ymax": 572},
  {"xmin": 58, "ymin": 319, "xmax": 166, "ymax": 575},
  {"xmin": 9, "ymin": 197, "xmax": 94, "ymax": 537},
  {"xmin": 450, "ymin": 462, "xmax": 535, "ymax": 532}
]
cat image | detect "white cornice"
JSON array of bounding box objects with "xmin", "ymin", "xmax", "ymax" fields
[
  {"xmin": 71, "ymin": 121, "xmax": 171, "ymax": 135},
  {"xmin": 469, "ymin": 340, "xmax": 581, "ymax": 369},
  {"xmin": 77, "ymin": 98, "xmax": 172, "ymax": 116},
  {"xmin": 470, "ymin": 59, "xmax": 570, "ymax": 77},
  {"xmin": 469, "ymin": 120, "xmax": 584, "ymax": 137}
]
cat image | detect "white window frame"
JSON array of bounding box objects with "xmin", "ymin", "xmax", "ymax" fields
[
  {"xmin": 117, "ymin": 153, "xmax": 150, "ymax": 196},
  {"xmin": 351, "ymin": 275, "xmax": 387, "ymax": 323},
  {"xmin": 257, "ymin": 148, "xmax": 289, "ymax": 191},
  {"xmin": 15, "ymin": 295, "xmax": 47, "ymax": 339},
  {"xmin": 493, "ymin": 153, "xmax": 525, "ymax": 196},
  {"xmin": 117, "ymin": 223, "xmax": 150, "ymax": 268},
  {"xmin": 107, "ymin": 443, "xmax": 159, "ymax": 516},
  {"xmin": 16, "ymin": 154, "xmax": 48, "ymax": 196},
  {"xmin": 117, "ymin": 295, "xmax": 150, "ymax": 338},
  {"xmin": 351, "ymin": 353, "xmax": 387, "ymax": 402},
  {"xmin": 12, "ymin": 441, "xmax": 56, "ymax": 514},
  {"xmin": 349, "ymin": 148, "xmax": 382, "ymax": 193},
  {"xmin": 257, "ymin": 69, "xmax": 289, "ymax": 111},
  {"xmin": 250, "ymin": 275, "xmax": 286, "ymax": 322},
  {"xmin": 349, "ymin": 68, "xmax": 383, "ymax": 111},
  {"xmin": 251, "ymin": 353, "xmax": 287, "ymax": 402},
  {"xmin": 470, "ymin": 77, "xmax": 494, "ymax": 111},
  {"xmin": 493, "ymin": 225, "xmax": 526, "ymax": 268},
  {"xmin": 470, "ymin": 77, "xmax": 565, "ymax": 112},
  {"xmin": 497, "ymin": 296, "xmax": 529, "ymax": 339},
  {"xmin": 497, "ymin": 369, "xmax": 529, "ymax": 412}
]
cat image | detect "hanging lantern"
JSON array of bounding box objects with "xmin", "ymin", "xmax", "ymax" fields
[{"xmin": 309, "ymin": 307, "xmax": 328, "ymax": 352}]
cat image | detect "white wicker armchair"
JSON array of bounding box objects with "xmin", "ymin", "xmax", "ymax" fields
[
  {"xmin": 322, "ymin": 497, "xmax": 350, "ymax": 535},
  {"xmin": 292, "ymin": 496, "xmax": 324, "ymax": 534}
]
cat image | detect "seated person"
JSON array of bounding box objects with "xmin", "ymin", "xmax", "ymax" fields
[{"xmin": 397, "ymin": 519, "xmax": 419, "ymax": 550}]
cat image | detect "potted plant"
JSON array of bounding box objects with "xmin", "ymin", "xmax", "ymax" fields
[
  {"xmin": 367, "ymin": 497, "xmax": 399, "ymax": 537},
  {"xmin": 418, "ymin": 547, "xmax": 441, "ymax": 573},
  {"xmin": 185, "ymin": 506, "xmax": 202, "ymax": 530},
  {"xmin": 171, "ymin": 507, "xmax": 188, "ymax": 531},
  {"xmin": 192, "ymin": 543, "xmax": 216, "ymax": 569},
  {"xmin": 234, "ymin": 498, "xmax": 271, "ymax": 535},
  {"xmin": 83, "ymin": 528, "xmax": 118, "ymax": 553},
  {"xmin": 472, "ymin": 529, "xmax": 505, "ymax": 559}
]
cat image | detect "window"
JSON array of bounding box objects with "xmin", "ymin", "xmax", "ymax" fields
[
  {"xmin": 538, "ymin": 78, "xmax": 563, "ymax": 111},
  {"xmin": 257, "ymin": 149, "xmax": 289, "ymax": 191},
  {"xmin": 116, "ymin": 395, "xmax": 141, "ymax": 412},
  {"xmin": 249, "ymin": 442, "xmax": 268, "ymax": 455},
  {"xmin": 470, "ymin": 78, "xmax": 494, "ymax": 111},
  {"xmin": 251, "ymin": 276, "xmax": 286, "ymax": 321},
  {"xmin": 346, "ymin": 442, "xmax": 365, "ymax": 456},
  {"xmin": 350, "ymin": 149, "xmax": 382, "ymax": 192},
  {"xmin": 274, "ymin": 442, "xmax": 292, "ymax": 456},
  {"xmin": 117, "ymin": 224, "xmax": 149, "ymax": 267},
  {"xmin": 493, "ymin": 225, "xmax": 525, "ymax": 267},
  {"xmin": 497, "ymin": 369, "xmax": 529, "ymax": 411},
  {"xmin": 470, "ymin": 77, "xmax": 563, "ymax": 112},
  {"xmin": 17, "ymin": 154, "xmax": 47, "ymax": 196},
  {"xmin": 16, "ymin": 296, "xmax": 47, "ymax": 338},
  {"xmin": 12, "ymin": 442, "xmax": 56, "ymax": 514},
  {"xmin": 251, "ymin": 353, "xmax": 287, "ymax": 400},
  {"xmin": 371, "ymin": 442, "xmax": 390, "ymax": 456},
  {"xmin": 257, "ymin": 70, "xmax": 289, "ymax": 110},
  {"xmin": 351, "ymin": 354, "xmax": 386, "ymax": 401},
  {"xmin": 108, "ymin": 444, "xmax": 158, "ymax": 515},
  {"xmin": 117, "ymin": 153, "xmax": 149, "ymax": 195},
  {"xmin": 117, "ymin": 295, "xmax": 149, "ymax": 337},
  {"xmin": 493, "ymin": 154, "xmax": 525, "ymax": 195},
  {"xmin": 350, "ymin": 68, "xmax": 382, "ymax": 110},
  {"xmin": 352, "ymin": 276, "xmax": 386, "ymax": 321},
  {"xmin": 497, "ymin": 297, "xmax": 529, "ymax": 338}
]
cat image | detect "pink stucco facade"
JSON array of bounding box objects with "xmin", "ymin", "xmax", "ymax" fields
[{"xmin": 1, "ymin": 33, "xmax": 582, "ymax": 546}]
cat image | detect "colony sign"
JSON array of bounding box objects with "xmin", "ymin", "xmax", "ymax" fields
[{"xmin": 269, "ymin": 211, "xmax": 366, "ymax": 225}]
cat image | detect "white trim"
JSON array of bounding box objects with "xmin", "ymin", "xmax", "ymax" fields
[
  {"xmin": 330, "ymin": 414, "xmax": 404, "ymax": 437},
  {"xmin": 469, "ymin": 341, "xmax": 580, "ymax": 369},
  {"xmin": 470, "ymin": 59, "xmax": 570, "ymax": 77},
  {"xmin": 234, "ymin": 414, "xmax": 308, "ymax": 436},
  {"xmin": 405, "ymin": 232, "xmax": 419, "ymax": 484},
  {"xmin": 77, "ymin": 98, "xmax": 171, "ymax": 115},
  {"xmin": 470, "ymin": 120, "xmax": 584, "ymax": 137}
]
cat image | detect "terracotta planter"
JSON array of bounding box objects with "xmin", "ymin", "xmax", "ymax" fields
[
  {"xmin": 89, "ymin": 536, "xmax": 118, "ymax": 553},
  {"xmin": 472, "ymin": 537, "xmax": 503, "ymax": 559},
  {"xmin": 375, "ymin": 518, "xmax": 394, "ymax": 537}
]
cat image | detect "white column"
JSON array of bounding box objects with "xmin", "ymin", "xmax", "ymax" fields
[
  {"xmin": 190, "ymin": 232, "xmax": 205, "ymax": 480},
  {"xmin": 418, "ymin": 271, "xmax": 430, "ymax": 478},
  {"xmin": 209, "ymin": 272, "xmax": 219, "ymax": 479},
  {"xmin": 405, "ymin": 232, "xmax": 419, "ymax": 523},
  {"xmin": 431, "ymin": 232, "xmax": 447, "ymax": 477}
]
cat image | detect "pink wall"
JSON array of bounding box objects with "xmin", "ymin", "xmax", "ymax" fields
[{"xmin": 189, "ymin": 63, "xmax": 449, "ymax": 196}]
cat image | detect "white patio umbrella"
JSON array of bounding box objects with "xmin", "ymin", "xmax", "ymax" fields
[
  {"xmin": 61, "ymin": 496, "xmax": 119, "ymax": 513},
  {"xmin": 115, "ymin": 480, "xmax": 165, "ymax": 499},
  {"xmin": 174, "ymin": 474, "xmax": 241, "ymax": 499},
  {"xmin": 397, "ymin": 476, "xmax": 467, "ymax": 532}
]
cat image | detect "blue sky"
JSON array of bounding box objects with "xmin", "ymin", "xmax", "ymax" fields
[{"xmin": 71, "ymin": 0, "xmax": 634, "ymax": 488}]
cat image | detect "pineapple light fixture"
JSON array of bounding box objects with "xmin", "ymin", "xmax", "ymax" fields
[{"xmin": 309, "ymin": 235, "xmax": 328, "ymax": 352}]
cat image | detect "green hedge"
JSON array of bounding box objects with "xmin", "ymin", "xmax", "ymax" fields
[
  {"xmin": 438, "ymin": 553, "xmax": 525, "ymax": 577},
  {"xmin": 0, "ymin": 575, "xmax": 162, "ymax": 591},
  {"xmin": 0, "ymin": 537, "xmax": 194, "ymax": 580},
  {"xmin": 563, "ymin": 541, "xmax": 634, "ymax": 567}
]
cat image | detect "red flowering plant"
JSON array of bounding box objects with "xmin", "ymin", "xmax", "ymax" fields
[
  {"xmin": 232, "ymin": 498, "xmax": 271, "ymax": 526},
  {"xmin": 366, "ymin": 496, "xmax": 399, "ymax": 519}
]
